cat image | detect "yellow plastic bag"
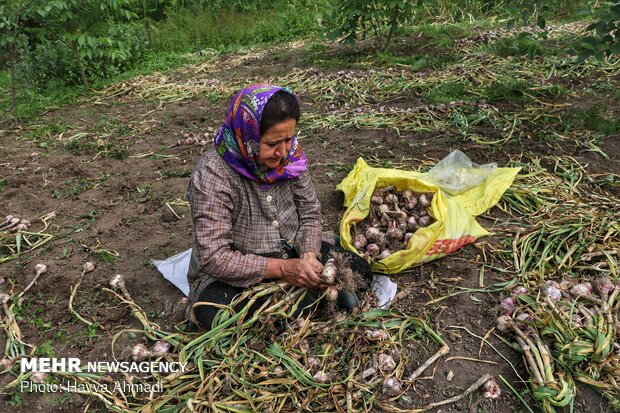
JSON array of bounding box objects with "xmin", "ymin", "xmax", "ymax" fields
[{"xmin": 337, "ymin": 158, "xmax": 521, "ymax": 274}]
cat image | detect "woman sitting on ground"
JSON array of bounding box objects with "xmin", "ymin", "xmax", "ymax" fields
[{"xmin": 186, "ymin": 84, "xmax": 372, "ymax": 330}]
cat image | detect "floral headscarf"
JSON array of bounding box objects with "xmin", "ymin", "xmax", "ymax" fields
[{"xmin": 214, "ymin": 84, "xmax": 307, "ymax": 188}]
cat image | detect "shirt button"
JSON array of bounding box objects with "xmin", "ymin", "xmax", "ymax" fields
[
  {"xmin": 266, "ymin": 195, "xmax": 273, "ymax": 203},
  {"xmin": 272, "ymin": 220, "xmax": 279, "ymax": 228}
]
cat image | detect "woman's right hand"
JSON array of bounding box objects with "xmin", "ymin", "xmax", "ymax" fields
[
  {"xmin": 282, "ymin": 258, "xmax": 323, "ymax": 289},
  {"xmin": 267, "ymin": 258, "xmax": 322, "ymax": 289}
]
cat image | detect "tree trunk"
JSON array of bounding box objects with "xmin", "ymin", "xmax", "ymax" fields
[
  {"xmin": 143, "ymin": 1, "xmax": 153, "ymax": 48},
  {"xmin": 10, "ymin": 17, "xmax": 20, "ymax": 124},
  {"xmin": 69, "ymin": 41, "xmax": 90, "ymax": 88},
  {"xmin": 382, "ymin": 10, "xmax": 399, "ymax": 52},
  {"xmin": 10, "ymin": 53, "xmax": 18, "ymax": 125},
  {"xmin": 145, "ymin": 22, "xmax": 153, "ymax": 48}
]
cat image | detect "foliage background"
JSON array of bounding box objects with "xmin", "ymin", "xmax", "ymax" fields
[{"xmin": 0, "ymin": 0, "xmax": 618, "ymax": 123}]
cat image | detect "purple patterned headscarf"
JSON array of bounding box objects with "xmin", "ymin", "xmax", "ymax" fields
[{"xmin": 214, "ymin": 84, "xmax": 307, "ymax": 188}]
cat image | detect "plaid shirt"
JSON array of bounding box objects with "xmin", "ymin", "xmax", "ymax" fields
[{"xmin": 186, "ymin": 147, "xmax": 322, "ymax": 318}]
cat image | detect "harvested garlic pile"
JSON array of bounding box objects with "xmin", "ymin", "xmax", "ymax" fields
[
  {"xmin": 1, "ymin": 215, "xmax": 32, "ymax": 233},
  {"xmin": 353, "ymin": 186, "xmax": 435, "ymax": 260}
]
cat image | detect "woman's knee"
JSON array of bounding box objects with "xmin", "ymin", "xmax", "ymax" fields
[{"xmin": 192, "ymin": 281, "xmax": 244, "ymax": 330}]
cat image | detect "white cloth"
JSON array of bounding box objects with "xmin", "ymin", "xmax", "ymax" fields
[
  {"xmin": 372, "ymin": 274, "xmax": 398, "ymax": 309},
  {"xmin": 151, "ymin": 248, "xmax": 192, "ymax": 296}
]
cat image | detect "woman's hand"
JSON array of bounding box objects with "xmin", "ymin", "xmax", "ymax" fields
[
  {"xmin": 300, "ymin": 252, "xmax": 323, "ymax": 274},
  {"xmin": 265, "ymin": 257, "xmax": 322, "ymax": 289},
  {"xmin": 281, "ymin": 258, "xmax": 322, "ymax": 289}
]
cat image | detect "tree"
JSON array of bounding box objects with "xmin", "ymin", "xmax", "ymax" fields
[
  {"xmin": 328, "ymin": 0, "xmax": 417, "ymax": 51},
  {"xmin": 0, "ymin": 0, "xmax": 35, "ymax": 123},
  {"xmin": 33, "ymin": 0, "xmax": 139, "ymax": 87},
  {"xmin": 577, "ymin": 2, "xmax": 620, "ymax": 60}
]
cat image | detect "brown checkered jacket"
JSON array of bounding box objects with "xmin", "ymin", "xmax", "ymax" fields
[{"xmin": 186, "ymin": 147, "xmax": 322, "ymax": 321}]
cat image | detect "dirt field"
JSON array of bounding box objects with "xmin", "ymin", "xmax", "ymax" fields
[{"xmin": 1, "ymin": 21, "xmax": 619, "ymax": 412}]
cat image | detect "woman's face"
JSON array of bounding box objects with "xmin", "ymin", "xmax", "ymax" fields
[{"xmin": 258, "ymin": 118, "xmax": 297, "ymax": 170}]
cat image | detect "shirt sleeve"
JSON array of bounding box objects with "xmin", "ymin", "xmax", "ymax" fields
[
  {"xmin": 291, "ymin": 169, "xmax": 323, "ymax": 259},
  {"xmin": 188, "ymin": 156, "xmax": 267, "ymax": 288}
]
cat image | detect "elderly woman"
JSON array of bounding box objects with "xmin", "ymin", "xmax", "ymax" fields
[{"xmin": 186, "ymin": 84, "xmax": 371, "ymax": 330}]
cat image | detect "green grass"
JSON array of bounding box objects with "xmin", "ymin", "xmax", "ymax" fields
[
  {"xmin": 425, "ymin": 80, "xmax": 473, "ymax": 103},
  {"xmin": 163, "ymin": 168, "xmax": 192, "ymax": 178},
  {"xmin": 308, "ymin": 20, "xmax": 476, "ymax": 70},
  {"xmin": 311, "ymin": 52, "xmax": 453, "ymax": 71},
  {"xmin": 482, "ymin": 78, "xmax": 533, "ymax": 102},
  {"xmin": 479, "ymin": 76, "xmax": 568, "ymax": 103},
  {"xmin": 96, "ymin": 249, "xmax": 120, "ymax": 264},
  {"xmin": 35, "ymin": 340, "xmax": 56, "ymax": 358},
  {"xmin": 484, "ymin": 34, "xmax": 550, "ymax": 58},
  {"xmin": 403, "ymin": 21, "xmax": 474, "ymax": 46},
  {"xmin": 65, "ymin": 134, "xmax": 129, "ymax": 160},
  {"xmin": 0, "ymin": 6, "xmax": 602, "ymax": 125},
  {"xmin": 378, "ymin": 53, "xmax": 456, "ymax": 69},
  {"xmin": 565, "ymin": 104, "xmax": 620, "ymax": 137},
  {"xmin": 51, "ymin": 178, "xmax": 96, "ymax": 199},
  {"xmin": 24, "ymin": 122, "xmax": 69, "ymax": 141},
  {"xmin": 0, "ymin": 76, "xmax": 83, "ymax": 125},
  {"xmin": 152, "ymin": 3, "xmax": 324, "ymax": 53}
]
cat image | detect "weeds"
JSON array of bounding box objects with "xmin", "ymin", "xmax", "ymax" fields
[
  {"xmin": 23, "ymin": 122, "xmax": 69, "ymax": 144},
  {"xmin": 65, "ymin": 136, "xmax": 130, "ymax": 159},
  {"xmin": 51, "ymin": 178, "xmax": 95, "ymax": 199},
  {"xmin": 95, "ymin": 249, "xmax": 120, "ymax": 265},
  {"xmin": 484, "ymin": 34, "xmax": 549, "ymax": 58},
  {"xmin": 482, "ymin": 78, "xmax": 532, "ymax": 102},
  {"xmin": 162, "ymin": 168, "xmax": 192, "ymax": 178},
  {"xmin": 425, "ymin": 80, "xmax": 472, "ymax": 103},
  {"xmin": 565, "ymin": 105, "xmax": 620, "ymax": 137}
]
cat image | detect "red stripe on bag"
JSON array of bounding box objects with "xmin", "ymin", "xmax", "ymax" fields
[{"xmin": 426, "ymin": 235, "xmax": 477, "ymax": 256}]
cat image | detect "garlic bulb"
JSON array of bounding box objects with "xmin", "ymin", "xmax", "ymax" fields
[
  {"xmin": 496, "ymin": 315, "xmax": 512, "ymax": 333},
  {"xmin": 326, "ymin": 286, "xmax": 338, "ymax": 302},
  {"xmin": 542, "ymin": 281, "xmax": 562, "ymax": 303},
  {"xmin": 570, "ymin": 282, "xmax": 593, "ymax": 297},
  {"xmin": 307, "ymin": 356, "xmax": 322, "ymax": 373},
  {"xmin": 110, "ymin": 274, "xmax": 126, "ymax": 290},
  {"xmin": 499, "ymin": 297, "xmax": 515, "ymax": 315},
  {"xmin": 365, "ymin": 329, "xmax": 388, "ymax": 341},
  {"xmin": 152, "ymin": 340, "xmax": 172, "ymax": 356},
  {"xmin": 321, "ymin": 259, "xmax": 337, "ymax": 285},
  {"xmin": 366, "ymin": 243, "xmax": 380, "ymax": 256},
  {"xmin": 353, "ymin": 234, "xmax": 368, "ymax": 250},
  {"xmin": 365, "ymin": 227, "xmax": 381, "ymax": 242},
  {"xmin": 377, "ymin": 354, "xmax": 396, "ymax": 373},
  {"xmin": 483, "ymin": 377, "xmax": 501, "ymax": 399},
  {"xmin": 313, "ymin": 371, "xmax": 331, "ymax": 384},
  {"xmin": 31, "ymin": 371, "xmax": 48, "ymax": 384},
  {"xmin": 132, "ymin": 343, "xmax": 151, "ymax": 362},
  {"xmin": 273, "ymin": 365, "xmax": 286, "ymax": 377},
  {"xmin": 34, "ymin": 263, "xmax": 48, "ymax": 275},
  {"xmin": 418, "ymin": 216, "xmax": 432, "ymax": 227},
  {"xmin": 382, "ymin": 377, "xmax": 402, "ymax": 396},
  {"xmin": 378, "ymin": 249, "xmax": 391, "ymax": 260}
]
